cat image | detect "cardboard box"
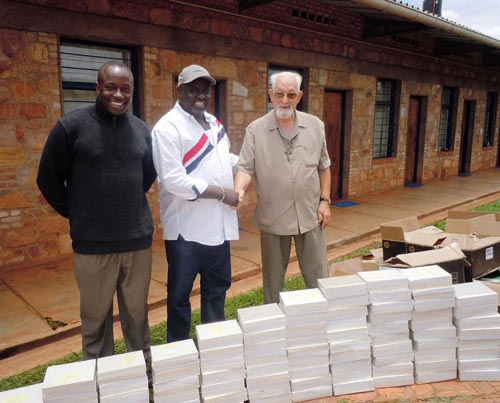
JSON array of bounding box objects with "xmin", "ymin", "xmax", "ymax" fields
[
  {"xmin": 442, "ymin": 234, "xmax": 500, "ymax": 281},
  {"xmin": 329, "ymin": 254, "xmax": 379, "ymax": 277},
  {"xmin": 381, "ymin": 243, "xmax": 468, "ymax": 284},
  {"xmin": 380, "ymin": 217, "xmax": 447, "ymax": 261}
]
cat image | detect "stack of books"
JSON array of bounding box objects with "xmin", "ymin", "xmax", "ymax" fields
[
  {"xmin": 97, "ymin": 351, "xmax": 149, "ymax": 402},
  {"xmin": 237, "ymin": 303, "xmax": 291, "ymax": 402},
  {"xmin": 318, "ymin": 275, "xmax": 374, "ymax": 396},
  {"xmin": 196, "ymin": 320, "xmax": 247, "ymax": 402},
  {"xmin": 279, "ymin": 288, "xmax": 332, "ymax": 402},
  {"xmin": 400, "ymin": 265, "xmax": 458, "ymax": 384},
  {"xmin": 151, "ymin": 339, "xmax": 200, "ymax": 402},
  {"xmin": 0, "ymin": 383, "xmax": 43, "ymax": 402},
  {"xmin": 42, "ymin": 359, "xmax": 98, "ymax": 402},
  {"xmin": 357, "ymin": 269, "xmax": 414, "ymax": 388},
  {"xmin": 454, "ymin": 281, "xmax": 500, "ymax": 381}
]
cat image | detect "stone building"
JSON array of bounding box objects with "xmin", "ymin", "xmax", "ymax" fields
[{"xmin": 1, "ymin": 0, "xmax": 499, "ymax": 271}]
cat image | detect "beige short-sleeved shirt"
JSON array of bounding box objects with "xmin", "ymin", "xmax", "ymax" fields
[{"xmin": 238, "ymin": 110, "xmax": 331, "ymax": 235}]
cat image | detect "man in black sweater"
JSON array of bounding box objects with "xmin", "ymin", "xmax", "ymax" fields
[{"xmin": 37, "ymin": 61, "xmax": 156, "ymax": 360}]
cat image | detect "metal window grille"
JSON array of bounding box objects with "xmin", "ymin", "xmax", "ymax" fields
[
  {"xmin": 483, "ymin": 92, "xmax": 498, "ymax": 147},
  {"xmin": 438, "ymin": 87, "xmax": 455, "ymax": 151},
  {"xmin": 373, "ymin": 79, "xmax": 395, "ymax": 158}
]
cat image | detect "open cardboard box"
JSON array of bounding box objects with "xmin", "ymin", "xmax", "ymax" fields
[
  {"xmin": 329, "ymin": 252, "xmax": 380, "ymax": 277},
  {"xmin": 442, "ymin": 234, "xmax": 500, "ymax": 282},
  {"xmin": 380, "ymin": 216, "xmax": 447, "ymax": 261},
  {"xmin": 380, "ymin": 242, "xmax": 468, "ymax": 284},
  {"xmin": 444, "ymin": 210, "xmax": 500, "ymax": 281}
]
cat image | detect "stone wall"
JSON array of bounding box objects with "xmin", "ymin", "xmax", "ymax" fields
[{"xmin": 0, "ymin": 29, "xmax": 70, "ymax": 268}]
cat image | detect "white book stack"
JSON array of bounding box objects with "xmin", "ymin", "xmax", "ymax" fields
[
  {"xmin": 237, "ymin": 303, "xmax": 291, "ymax": 403},
  {"xmin": 42, "ymin": 359, "xmax": 98, "ymax": 402},
  {"xmin": 279, "ymin": 288, "xmax": 332, "ymax": 402},
  {"xmin": 97, "ymin": 351, "xmax": 149, "ymax": 403},
  {"xmin": 196, "ymin": 320, "xmax": 247, "ymax": 403},
  {"xmin": 151, "ymin": 339, "xmax": 201, "ymax": 403},
  {"xmin": 453, "ymin": 281, "xmax": 500, "ymax": 381},
  {"xmin": 317, "ymin": 275, "xmax": 374, "ymax": 396},
  {"xmin": 0, "ymin": 383, "xmax": 42, "ymax": 402},
  {"xmin": 357, "ymin": 269, "xmax": 414, "ymax": 388},
  {"xmin": 400, "ymin": 265, "xmax": 458, "ymax": 384}
]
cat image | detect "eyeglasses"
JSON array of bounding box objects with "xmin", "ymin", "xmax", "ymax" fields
[{"xmin": 273, "ymin": 92, "xmax": 298, "ymax": 100}]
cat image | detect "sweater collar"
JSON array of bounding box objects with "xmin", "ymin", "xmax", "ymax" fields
[{"xmin": 93, "ymin": 98, "xmax": 129, "ymax": 122}]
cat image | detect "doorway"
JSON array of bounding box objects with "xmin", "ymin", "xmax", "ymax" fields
[
  {"xmin": 404, "ymin": 96, "xmax": 426, "ymax": 185},
  {"xmin": 323, "ymin": 90, "xmax": 346, "ymax": 201},
  {"xmin": 459, "ymin": 100, "xmax": 475, "ymax": 176}
]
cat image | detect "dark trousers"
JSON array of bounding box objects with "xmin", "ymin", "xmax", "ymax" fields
[{"xmin": 165, "ymin": 236, "xmax": 231, "ymax": 342}]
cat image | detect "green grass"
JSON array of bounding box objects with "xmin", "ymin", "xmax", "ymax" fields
[{"xmin": 2, "ymin": 200, "xmax": 499, "ymax": 392}]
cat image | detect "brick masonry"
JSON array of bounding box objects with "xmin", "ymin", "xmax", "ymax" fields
[{"xmin": 1, "ymin": 0, "xmax": 500, "ymax": 270}]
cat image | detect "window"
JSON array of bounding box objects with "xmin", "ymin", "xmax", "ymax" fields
[
  {"xmin": 438, "ymin": 87, "xmax": 456, "ymax": 151},
  {"xmin": 60, "ymin": 40, "xmax": 139, "ymax": 116},
  {"xmin": 373, "ymin": 79, "xmax": 396, "ymax": 158},
  {"xmin": 484, "ymin": 92, "xmax": 498, "ymax": 147},
  {"xmin": 267, "ymin": 65, "xmax": 306, "ymax": 113}
]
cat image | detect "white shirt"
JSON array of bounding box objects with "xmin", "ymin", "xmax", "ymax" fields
[{"xmin": 152, "ymin": 102, "xmax": 239, "ymax": 245}]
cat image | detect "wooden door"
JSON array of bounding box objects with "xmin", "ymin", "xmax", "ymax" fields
[
  {"xmin": 323, "ymin": 91, "xmax": 345, "ymax": 201},
  {"xmin": 459, "ymin": 100, "xmax": 475, "ymax": 175},
  {"xmin": 405, "ymin": 97, "xmax": 421, "ymax": 184}
]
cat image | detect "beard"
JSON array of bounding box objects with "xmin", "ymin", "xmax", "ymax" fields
[{"xmin": 275, "ymin": 104, "xmax": 293, "ymax": 119}]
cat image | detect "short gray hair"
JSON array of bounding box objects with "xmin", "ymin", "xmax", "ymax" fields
[{"xmin": 270, "ymin": 71, "xmax": 302, "ymax": 93}]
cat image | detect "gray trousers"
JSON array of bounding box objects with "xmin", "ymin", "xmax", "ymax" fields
[
  {"xmin": 260, "ymin": 225, "xmax": 329, "ymax": 304},
  {"xmin": 73, "ymin": 248, "xmax": 152, "ymax": 360}
]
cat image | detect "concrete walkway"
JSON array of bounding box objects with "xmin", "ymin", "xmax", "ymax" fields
[{"xmin": 1, "ymin": 169, "xmax": 500, "ymax": 400}]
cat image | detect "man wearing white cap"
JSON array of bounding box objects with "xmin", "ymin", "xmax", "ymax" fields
[{"xmin": 152, "ymin": 65, "xmax": 239, "ymax": 342}]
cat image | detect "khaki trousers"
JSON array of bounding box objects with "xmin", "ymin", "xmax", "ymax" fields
[
  {"xmin": 260, "ymin": 225, "xmax": 329, "ymax": 304},
  {"xmin": 73, "ymin": 248, "xmax": 152, "ymax": 360}
]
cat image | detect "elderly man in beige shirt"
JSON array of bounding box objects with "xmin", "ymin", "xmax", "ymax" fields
[{"xmin": 235, "ymin": 71, "xmax": 331, "ymax": 304}]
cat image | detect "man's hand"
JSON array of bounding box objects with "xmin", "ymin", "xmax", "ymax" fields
[
  {"xmin": 317, "ymin": 201, "xmax": 331, "ymax": 229},
  {"xmin": 223, "ymin": 188, "xmax": 239, "ymax": 208},
  {"xmin": 229, "ymin": 188, "xmax": 245, "ymax": 210}
]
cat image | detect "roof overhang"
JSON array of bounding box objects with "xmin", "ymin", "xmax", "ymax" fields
[{"xmin": 239, "ymin": 0, "xmax": 500, "ymax": 70}]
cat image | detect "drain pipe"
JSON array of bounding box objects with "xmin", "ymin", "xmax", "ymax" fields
[{"xmin": 344, "ymin": 0, "xmax": 500, "ymax": 49}]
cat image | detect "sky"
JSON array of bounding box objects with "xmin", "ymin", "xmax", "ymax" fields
[{"xmin": 401, "ymin": 0, "xmax": 500, "ymax": 40}]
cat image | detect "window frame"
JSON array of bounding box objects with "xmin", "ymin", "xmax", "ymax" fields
[
  {"xmin": 60, "ymin": 38, "xmax": 140, "ymax": 117},
  {"xmin": 438, "ymin": 86, "xmax": 457, "ymax": 152},
  {"xmin": 483, "ymin": 92, "xmax": 498, "ymax": 148},
  {"xmin": 373, "ymin": 79, "xmax": 397, "ymax": 159}
]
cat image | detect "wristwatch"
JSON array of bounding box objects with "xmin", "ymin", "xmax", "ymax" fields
[{"xmin": 320, "ymin": 197, "xmax": 331, "ymax": 204}]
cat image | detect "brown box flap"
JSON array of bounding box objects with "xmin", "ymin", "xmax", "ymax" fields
[
  {"xmin": 472, "ymin": 220, "xmax": 500, "ymax": 237},
  {"xmin": 384, "ymin": 242, "xmax": 467, "ymax": 267},
  {"xmin": 380, "ymin": 216, "xmax": 419, "ymax": 241},
  {"xmin": 446, "ymin": 214, "xmax": 496, "ymax": 234},
  {"xmin": 443, "ymin": 234, "xmax": 500, "ymax": 251},
  {"xmin": 404, "ymin": 230, "xmax": 447, "ymax": 247}
]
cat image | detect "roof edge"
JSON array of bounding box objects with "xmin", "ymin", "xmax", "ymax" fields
[{"xmin": 347, "ymin": 0, "xmax": 500, "ymax": 50}]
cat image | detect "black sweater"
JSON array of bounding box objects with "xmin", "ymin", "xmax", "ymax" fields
[{"xmin": 37, "ymin": 101, "xmax": 157, "ymax": 254}]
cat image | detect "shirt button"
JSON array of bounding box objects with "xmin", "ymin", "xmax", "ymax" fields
[{"xmin": 292, "ymin": 179, "xmax": 297, "ymax": 183}]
